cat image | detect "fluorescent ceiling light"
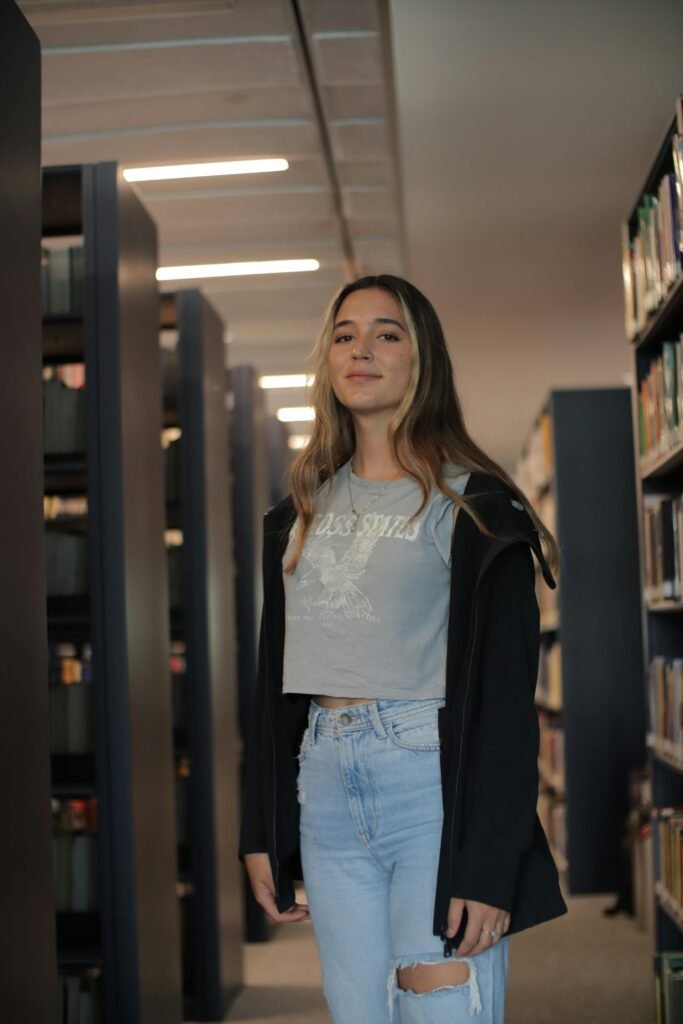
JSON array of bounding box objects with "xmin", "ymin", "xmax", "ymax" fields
[
  {"xmin": 123, "ymin": 158, "xmax": 289, "ymax": 182},
  {"xmin": 277, "ymin": 406, "xmax": 315, "ymax": 422},
  {"xmin": 288, "ymin": 434, "xmax": 311, "ymax": 450},
  {"xmin": 259, "ymin": 374, "xmax": 314, "ymax": 389},
  {"xmin": 157, "ymin": 259, "xmax": 319, "ymax": 281}
]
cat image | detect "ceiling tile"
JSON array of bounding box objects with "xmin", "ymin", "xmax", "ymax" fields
[
  {"xmin": 19, "ymin": 1, "xmax": 292, "ymax": 45},
  {"xmin": 43, "ymin": 86, "xmax": 314, "ymax": 135},
  {"xmin": 42, "ymin": 121, "xmax": 320, "ymax": 166},
  {"xmin": 42, "ymin": 38, "xmax": 302, "ymax": 103},
  {"xmin": 312, "ymin": 33, "xmax": 383, "ymax": 86},
  {"xmin": 322, "ymin": 83, "xmax": 387, "ymax": 120},
  {"xmin": 299, "ymin": 0, "xmax": 380, "ymax": 33},
  {"xmin": 329, "ymin": 120, "xmax": 389, "ymax": 161}
]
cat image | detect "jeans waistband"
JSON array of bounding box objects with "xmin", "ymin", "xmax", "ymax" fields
[{"xmin": 307, "ymin": 696, "xmax": 445, "ymax": 741}]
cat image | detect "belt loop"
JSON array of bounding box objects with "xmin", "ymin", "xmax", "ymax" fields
[
  {"xmin": 308, "ymin": 701, "xmax": 322, "ymax": 746},
  {"xmin": 369, "ymin": 702, "xmax": 387, "ymax": 739}
]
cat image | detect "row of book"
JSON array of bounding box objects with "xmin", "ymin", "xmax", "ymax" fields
[
  {"xmin": 653, "ymin": 806, "xmax": 683, "ymax": 912},
  {"xmin": 172, "ymin": 638, "xmax": 188, "ymax": 737},
  {"xmin": 536, "ymin": 640, "xmax": 562, "ymax": 710},
  {"xmin": 538, "ymin": 719, "xmax": 565, "ymax": 794},
  {"xmin": 657, "ymin": 951, "xmax": 683, "ymax": 1024},
  {"xmin": 46, "ymin": 532, "xmax": 88, "ymax": 597},
  {"xmin": 46, "ymin": 532, "xmax": 184, "ymax": 602},
  {"xmin": 638, "ymin": 339, "xmax": 683, "ymax": 461},
  {"xmin": 515, "ymin": 410, "xmax": 554, "ymax": 497},
  {"xmin": 160, "ymin": 339, "xmax": 179, "ymax": 400},
  {"xmin": 642, "ymin": 493, "xmax": 683, "ymax": 603},
  {"xmin": 650, "ymin": 657, "xmax": 683, "ymax": 752},
  {"xmin": 49, "ymin": 643, "xmax": 92, "ymax": 686},
  {"xmin": 45, "ymin": 497, "xmax": 88, "ymax": 522},
  {"xmin": 165, "ymin": 436, "xmax": 182, "ymax": 505},
  {"xmin": 58, "ymin": 969, "xmax": 101, "ymax": 1024},
  {"xmin": 176, "ymin": 755, "xmax": 190, "ymax": 846},
  {"xmin": 537, "ymin": 791, "xmax": 567, "ymax": 867},
  {"xmin": 42, "ymin": 245, "xmax": 85, "ymax": 319},
  {"xmin": 50, "ymin": 681, "xmax": 92, "ymax": 755},
  {"xmin": 168, "ymin": 541, "xmax": 183, "ymax": 610},
  {"xmin": 44, "ymin": 377, "xmax": 86, "ymax": 456},
  {"xmin": 622, "ymin": 131, "xmax": 683, "ymax": 341},
  {"xmin": 43, "ymin": 363, "xmax": 85, "ymax": 390},
  {"xmin": 52, "ymin": 798, "xmax": 98, "ymax": 913}
]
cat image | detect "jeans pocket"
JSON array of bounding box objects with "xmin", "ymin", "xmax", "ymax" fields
[{"xmin": 386, "ymin": 713, "xmax": 441, "ymax": 751}]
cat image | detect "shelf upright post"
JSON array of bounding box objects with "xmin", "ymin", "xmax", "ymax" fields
[
  {"xmin": 81, "ymin": 162, "xmax": 182, "ymax": 1023},
  {"xmin": 228, "ymin": 365, "xmax": 272, "ymax": 943},
  {"xmin": 175, "ymin": 290, "xmax": 243, "ymax": 1017}
]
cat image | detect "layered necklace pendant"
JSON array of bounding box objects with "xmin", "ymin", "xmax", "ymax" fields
[{"xmin": 347, "ymin": 461, "xmax": 394, "ymax": 532}]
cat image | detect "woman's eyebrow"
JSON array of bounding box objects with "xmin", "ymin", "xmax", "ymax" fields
[{"xmin": 333, "ymin": 317, "xmax": 406, "ymax": 330}]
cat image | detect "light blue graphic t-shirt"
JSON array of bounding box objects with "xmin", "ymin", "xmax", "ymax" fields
[{"xmin": 282, "ymin": 458, "xmax": 471, "ymax": 699}]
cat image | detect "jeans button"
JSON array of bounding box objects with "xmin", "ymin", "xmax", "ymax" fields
[{"xmin": 339, "ymin": 712, "xmax": 352, "ymax": 725}]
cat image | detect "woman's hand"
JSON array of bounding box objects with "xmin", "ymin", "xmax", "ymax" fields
[
  {"xmin": 243, "ymin": 852, "xmax": 311, "ymax": 924},
  {"xmin": 446, "ymin": 897, "xmax": 510, "ymax": 957}
]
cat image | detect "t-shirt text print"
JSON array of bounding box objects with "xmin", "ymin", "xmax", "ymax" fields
[{"xmin": 282, "ymin": 459, "xmax": 471, "ymax": 700}]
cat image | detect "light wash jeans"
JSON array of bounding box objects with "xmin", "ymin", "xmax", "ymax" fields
[{"xmin": 296, "ymin": 696, "xmax": 509, "ymax": 1024}]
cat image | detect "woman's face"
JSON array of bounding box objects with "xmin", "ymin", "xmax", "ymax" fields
[{"xmin": 327, "ymin": 287, "xmax": 413, "ymax": 419}]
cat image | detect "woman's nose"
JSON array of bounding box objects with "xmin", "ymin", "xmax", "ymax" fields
[{"xmin": 351, "ymin": 334, "xmax": 372, "ymax": 358}]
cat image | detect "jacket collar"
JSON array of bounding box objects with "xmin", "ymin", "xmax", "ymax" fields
[{"xmin": 263, "ymin": 469, "xmax": 556, "ymax": 591}]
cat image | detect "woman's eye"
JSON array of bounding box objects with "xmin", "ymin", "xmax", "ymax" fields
[
  {"xmin": 334, "ymin": 334, "xmax": 352, "ymax": 343},
  {"xmin": 379, "ymin": 333, "xmax": 399, "ymax": 341}
]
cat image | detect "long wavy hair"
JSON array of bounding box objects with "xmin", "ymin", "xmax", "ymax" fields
[{"xmin": 283, "ymin": 274, "xmax": 559, "ymax": 578}]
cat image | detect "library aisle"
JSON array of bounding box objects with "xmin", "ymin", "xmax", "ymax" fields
[{"xmin": 214, "ymin": 889, "xmax": 653, "ymax": 1024}]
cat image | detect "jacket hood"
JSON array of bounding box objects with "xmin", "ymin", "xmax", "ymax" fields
[{"xmin": 463, "ymin": 472, "xmax": 557, "ymax": 591}]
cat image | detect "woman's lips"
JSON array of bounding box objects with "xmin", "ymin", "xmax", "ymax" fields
[{"xmin": 346, "ymin": 373, "xmax": 380, "ymax": 380}]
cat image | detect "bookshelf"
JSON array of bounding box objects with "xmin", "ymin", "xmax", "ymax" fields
[
  {"xmin": 515, "ymin": 389, "xmax": 646, "ymax": 895},
  {"xmin": 159, "ymin": 291, "xmax": 243, "ymax": 1019},
  {"xmin": 0, "ymin": 6, "xmax": 58, "ymax": 1021},
  {"xmin": 622, "ymin": 95, "xmax": 683, "ymax": 1021},
  {"xmin": 43, "ymin": 163, "xmax": 182, "ymax": 1023}
]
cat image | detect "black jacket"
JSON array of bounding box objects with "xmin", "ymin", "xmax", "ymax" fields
[{"xmin": 238, "ymin": 470, "xmax": 569, "ymax": 954}]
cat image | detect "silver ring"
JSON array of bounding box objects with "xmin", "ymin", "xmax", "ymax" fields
[{"xmin": 482, "ymin": 927, "xmax": 498, "ymax": 938}]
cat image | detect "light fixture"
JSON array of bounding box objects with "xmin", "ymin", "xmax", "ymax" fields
[
  {"xmin": 259, "ymin": 374, "xmax": 314, "ymax": 389},
  {"xmin": 157, "ymin": 259, "xmax": 319, "ymax": 281},
  {"xmin": 123, "ymin": 158, "xmax": 289, "ymax": 183},
  {"xmin": 288, "ymin": 434, "xmax": 311, "ymax": 450},
  {"xmin": 277, "ymin": 406, "xmax": 315, "ymax": 422}
]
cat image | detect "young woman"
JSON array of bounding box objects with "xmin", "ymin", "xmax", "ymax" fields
[{"xmin": 239, "ymin": 274, "xmax": 568, "ymax": 1023}]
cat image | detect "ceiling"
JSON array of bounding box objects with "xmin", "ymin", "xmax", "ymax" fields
[{"xmin": 18, "ymin": 0, "xmax": 683, "ymax": 471}]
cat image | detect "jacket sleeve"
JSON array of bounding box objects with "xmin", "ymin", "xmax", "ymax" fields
[
  {"xmin": 237, "ymin": 608, "xmax": 269, "ymax": 861},
  {"xmin": 451, "ymin": 541, "xmax": 541, "ymax": 912}
]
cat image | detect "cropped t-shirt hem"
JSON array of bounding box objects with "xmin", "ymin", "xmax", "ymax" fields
[{"xmin": 283, "ymin": 684, "xmax": 446, "ymax": 701}]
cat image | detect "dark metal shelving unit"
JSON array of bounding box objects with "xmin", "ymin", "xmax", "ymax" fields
[
  {"xmin": 622, "ymin": 95, "xmax": 683, "ymax": 1020},
  {"xmin": 42, "ymin": 162, "xmax": 183, "ymax": 1024},
  {"xmin": 160, "ymin": 290, "xmax": 243, "ymax": 1020},
  {"xmin": 523, "ymin": 389, "xmax": 646, "ymax": 894}
]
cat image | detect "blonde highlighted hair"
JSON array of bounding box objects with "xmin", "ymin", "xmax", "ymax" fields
[{"xmin": 283, "ymin": 274, "xmax": 559, "ymax": 579}]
